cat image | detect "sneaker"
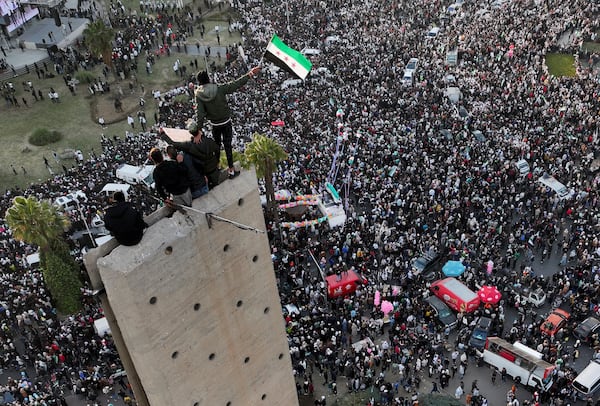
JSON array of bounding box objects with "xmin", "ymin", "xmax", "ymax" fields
[{"xmin": 228, "ymin": 170, "xmax": 235, "ymax": 179}]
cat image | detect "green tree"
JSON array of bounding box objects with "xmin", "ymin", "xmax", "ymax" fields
[
  {"xmin": 83, "ymin": 20, "xmax": 115, "ymax": 67},
  {"xmin": 5, "ymin": 196, "xmax": 82, "ymax": 313},
  {"xmin": 243, "ymin": 133, "xmax": 287, "ymax": 226}
]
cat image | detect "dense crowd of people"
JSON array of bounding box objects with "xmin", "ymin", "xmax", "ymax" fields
[{"xmin": 0, "ymin": 0, "xmax": 600, "ymax": 404}]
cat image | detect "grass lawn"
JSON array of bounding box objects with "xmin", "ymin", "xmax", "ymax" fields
[
  {"xmin": 0, "ymin": 11, "xmax": 240, "ymax": 192},
  {"xmin": 545, "ymin": 53, "xmax": 577, "ymax": 77}
]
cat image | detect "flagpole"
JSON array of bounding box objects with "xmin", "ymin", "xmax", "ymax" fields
[{"xmin": 285, "ymin": 2, "xmax": 290, "ymax": 34}]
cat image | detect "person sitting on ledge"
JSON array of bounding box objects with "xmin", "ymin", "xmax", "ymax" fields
[{"xmin": 104, "ymin": 191, "xmax": 148, "ymax": 246}]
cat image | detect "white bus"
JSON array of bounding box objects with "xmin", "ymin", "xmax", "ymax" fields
[{"xmin": 483, "ymin": 337, "xmax": 555, "ymax": 391}]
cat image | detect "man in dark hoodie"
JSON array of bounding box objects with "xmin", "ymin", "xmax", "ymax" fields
[
  {"xmin": 160, "ymin": 121, "xmax": 221, "ymax": 190},
  {"xmin": 194, "ymin": 66, "xmax": 260, "ymax": 179},
  {"xmin": 149, "ymin": 147, "xmax": 192, "ymax": 207},
  {"xmin": 104, "ymin": 191, "xmax": 147, "ymax": 246}
]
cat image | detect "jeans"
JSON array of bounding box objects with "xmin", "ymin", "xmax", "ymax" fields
[
  {"xmin": 212, "ymin": 122, "xmax": 233, "ymax": 169},
  {"xmin": 192, "ymin": 184, "xmax": 209, "ymax": 199}
]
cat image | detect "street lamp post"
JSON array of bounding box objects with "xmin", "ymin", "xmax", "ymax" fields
[{"xmin": 75, "ymin": 199, "xmax": 96, "ymax": 248}]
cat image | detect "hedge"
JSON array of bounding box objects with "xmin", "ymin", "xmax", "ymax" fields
[{"xmin": 29, "ymin": 128, "xmax": 63, "ymax": 146}]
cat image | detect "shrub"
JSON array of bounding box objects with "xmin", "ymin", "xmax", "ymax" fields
[
  {"xmin": 29, "ymin": 128, "xmax": 63, "ymax": 146},
  {"xmin": 41, "ymin": 241, "xmax": 82, "ymax": 314},
  {"xmin": 75, "ymin": 70, "xmax": 96, "ymax": 84}
]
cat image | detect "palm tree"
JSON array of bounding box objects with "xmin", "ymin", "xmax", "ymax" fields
[
  {"xmin": 83, "ymin": 20, "xmax": 115, "ymax": 67},
  {"xmin": 243, "ymin": 133, "xmax": 287, "ymax": 226},
  {"xmin": 5, "ymin": 196, "xmax": 82, "ymax": 313},
  {"xmin": 6, "ymin": 196, "xmax": 69, "ymax": 248}
]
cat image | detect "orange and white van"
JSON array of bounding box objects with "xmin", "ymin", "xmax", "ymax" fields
[{"xmin": 430, "ymin": 277, "xmax": 480, "ymax": 313}]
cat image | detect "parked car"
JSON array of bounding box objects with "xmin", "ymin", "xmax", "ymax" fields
[
  {"xmin": 426, "ymin": 295, "xmax": 457, "ymax": 330},
  {"xmin": 402, "ymin": 70, "xmax": 414, "ymax": 86},
  {"xmin": 426, "ymin": 27, "xmax": 440, "ymax": 38},
  {"xmin": 405, "ymin": 58, "xmax": 419, "ymax": 74},
  {"xmin": 516, "ymin": 159, "xmax": 530, "ymax": 176},
  {"xmin": 469, "ymin": 317, "xmax": 492, "ymax": 350},
  {"xmin": 540, "ymin": 309, "xmax": 571, "ymax": 336},
  {"xmin": 574, "ymin": 317, "xmax": 600, "ymax": 343},
  {"xmin": 512, "ymin": 286, "xmax": 546, "ymax": 308},
  {"xmin": 53, "ymin": 190, "xmax": 87, "ymax": 213},
  {"xmin": 300, "ymin": 48, "xmax": 320, "ymax": 56},
  {"xmin": 411, "ymin": 248, "xmax": 441, "ymax": 275}
]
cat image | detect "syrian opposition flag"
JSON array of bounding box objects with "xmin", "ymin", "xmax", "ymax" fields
[{"xmin": 264, "ymin": 34, "xmax": 312, "ymax": 80}]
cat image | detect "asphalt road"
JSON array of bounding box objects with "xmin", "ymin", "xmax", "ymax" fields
[{"xmin": 302, "ymin": 246, "xmax": 598, "ymax": 406}]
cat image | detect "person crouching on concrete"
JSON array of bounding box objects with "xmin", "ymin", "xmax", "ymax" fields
[{"xmin": 104, "ymin": 191, "xmax": 148, "ymax": 246}]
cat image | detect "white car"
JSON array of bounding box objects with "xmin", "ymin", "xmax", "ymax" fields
[
  {"xmin": 300, "ymin": 48, "xmax": 320, "ymax": 56},
  {"xmin": 426, "ymin": 27, "xmax": 441, "ymax": 38},
  {"xmin": 513, "ymin": 287, "xmax": 546, "ymax": 308},
  {"xmin": 516, "ymin": 159, "xmax": 530, "ymax": 176},
  {"xmin": 54, "ymin": 190, "xmax": 87, "ymax": 212},
  {"xmin": 405, "ymin": 58, "xmax": 419, "ymax": 74},
  {"xmin": 324, "ymin": 35, "xmax": 340, "ymax": 46},
  {"xmin": 447, "ymin": 3, "xmax": 462, "ymax": 13},
  {"xmin": 281, "ymin": 78, "xmax": 303, "ymax": 89}
]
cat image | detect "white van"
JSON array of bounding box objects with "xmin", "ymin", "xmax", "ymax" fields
[
  {"xmin": 101, "ymin": 183, "xmax": 131, "ymax": 201},
  {"xmin": 572, "ymin": 359, "xmax": 600, "ymax": 398},
  {"xmin": 116, "ymin": 164, "xmax": 155, "ymax": 188},
  {"xmin": 538, "ymin": 174, "xmax": 572, "ymax": 200}
]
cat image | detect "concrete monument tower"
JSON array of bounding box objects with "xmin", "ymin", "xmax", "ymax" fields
[{"xmin": 84, "ymin": 169, "xmax": 298, "ymax": 406}]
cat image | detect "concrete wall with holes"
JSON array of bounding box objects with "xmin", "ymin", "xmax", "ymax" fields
[{"xmin": 94, "ymin": 169, "xmax": 298, "ymax": 406}]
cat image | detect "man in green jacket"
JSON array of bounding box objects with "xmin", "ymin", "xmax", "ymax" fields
[{"xmin": 194, "ymin": 66, "xmax": 260, "ymax": 179}]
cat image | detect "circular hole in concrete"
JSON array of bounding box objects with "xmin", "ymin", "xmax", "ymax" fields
[
  {"xmin": 171, "ymin": 351, "xmax": 178, "ymax": 359},
  {"xmin": 165, "ymin": 246, "xmax": 173, "ymax": 255},
  {"xmin": 209, "ymin": 353, "xmax": 215, "ymax": 361},
  {"xmin": 226, "ymin": 402, "xmax": 231, "ymax": 406},
  {"xmin": 238, "ymin": 198, "xmax": 244, "ymax": 206},
  {"xmin": 149, "ymin": 297, "xmax": 157, "ymax": 305},
  {"xmin": 223, "ymin": 244, "xmax": 230, "ymax": 252},
  {"xmin": 193, "ymin": 403, "xmax": 199, "ymax": 406},
  {"xmin": 261, "ymin": 394, "xmax": 267, "ymax": 400},
  {"xmin": 252, "ymin": 255, "xmax": 258, "ymax": 263},
  {"xmin": 263, "ymin": 307, "xmax": 270, "ymax": 314},
  {"xmin": 194, "ymin": 303, "xmax": 201, "ymax": 311},
  {"xmin": 244, "ymin": 357, "xmax": 250, "ymax": 364},
  {"xmin": 236, "ymin": 300, "xmax": 243, "ymax": 308},
  {"xmin": 278, "ymin": 353, "xmax": 284, "ymax": 360}
]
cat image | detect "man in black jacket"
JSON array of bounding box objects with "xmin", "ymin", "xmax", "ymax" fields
[
  {"xmin": 150, "ymin": 147, "xmax": 192, "ymax": 206},
  {"xmin": 160, "ymin": 121, "xmax": 221, "ymax": 189},
  {"xmin": 104, "ymin": 191, "xmax": 147, "ymax": 246}
]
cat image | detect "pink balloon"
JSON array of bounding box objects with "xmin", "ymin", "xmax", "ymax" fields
[
  {"xmin": 374, "ymin": 290, "xmax": 381, "ymax": 306},
  {"xmin": 381, "ymin": 300, "xmax": 394, "ymax": 315}
]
